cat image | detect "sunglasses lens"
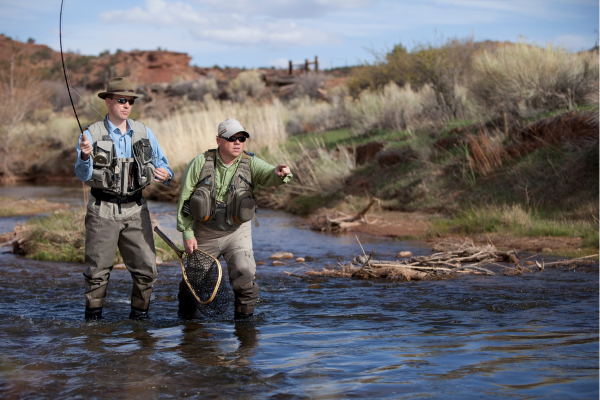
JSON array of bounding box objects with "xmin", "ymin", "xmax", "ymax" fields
[
  {"xmin": 116, "ymin": 98, "xmax": 135, "ymax": 105},
  {"xmin": 226, "ymin": 136, "xmax": 246, "ymax": 142}
]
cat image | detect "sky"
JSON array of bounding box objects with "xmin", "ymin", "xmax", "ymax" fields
[{"xmin": 1, "ymin": 0, "xmax": 598, "ymax": 69}]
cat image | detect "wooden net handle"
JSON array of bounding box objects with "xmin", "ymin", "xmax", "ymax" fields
[{"xmin": 153, "ymin": 226, "xmax": 183, "ymax": 258}]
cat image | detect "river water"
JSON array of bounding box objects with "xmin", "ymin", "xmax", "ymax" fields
[{"xmin": 0, "ymin": 186, "xmax": 598, "ymax": 399}]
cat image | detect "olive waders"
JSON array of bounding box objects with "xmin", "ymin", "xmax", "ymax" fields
[
  {"xmin": 83, "ymin": 119, "xmax": 158, "ymax": 321},
  {"xmin": 179, "ymin": 150, "xmax": 259, "ymax": 320}
]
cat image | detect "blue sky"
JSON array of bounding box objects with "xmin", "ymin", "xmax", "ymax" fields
[{"xmin": 1, "ymin": 0, "xmax": 598, "ymax": 69}]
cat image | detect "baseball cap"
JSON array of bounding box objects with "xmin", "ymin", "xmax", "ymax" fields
[{"xmin": 217, "ymin": 119, "xmax": 250, "ymax": 139}]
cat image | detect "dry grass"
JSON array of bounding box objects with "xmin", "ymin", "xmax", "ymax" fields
[
  {"xmin": 467, "ymin": 130, "xmax": 504, "ymax": 175},
  {"xmin": 147, "ymin": 98, "xmax": 287, "ymax": 168},
  {"xmin": 282, "ymin": 96, "xmax": 348, "ymax": 135},
  {"xmin": 470, "ymin": 42, "xmax": 599, "ymax": 117},
  {"xmin": 349, "ymin": 82, "xmax": 437, "ymax": 135},
  {"xmin": 259, "ymin": 140, "xmax": 355, "ymax": 208}
]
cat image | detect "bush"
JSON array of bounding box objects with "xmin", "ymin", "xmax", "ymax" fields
[
  {"xmin": 228, "ymin": 70, "xmax": 265, "ymax": 102},
  {"xmin": 171, "ymin": 78, "xmax": 218, "ymax": 101},
  {"xmin": 348, "ymin": 82, "xmax": 437, "ymax": 135},
  {"xmin": 470, "ymin": 43, "xmax": 599, "ymax": 117},
  {"xmin": 282, "ymin": 96, "xmax": 349, "ymax": 135}
]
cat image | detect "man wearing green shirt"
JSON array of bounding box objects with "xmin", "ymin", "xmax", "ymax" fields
[{"xmin": 177, "ymin": 118, "xmax": 292, "ymax": 320}]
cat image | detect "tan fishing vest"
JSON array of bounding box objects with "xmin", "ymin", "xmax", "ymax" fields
[
  {"xmin": 85, "ymin": 118, "xmax": 155, "ymax": 196},
  {"xmin": 188, "ymin": 149, "xmax": 256, "ymax": 231}
]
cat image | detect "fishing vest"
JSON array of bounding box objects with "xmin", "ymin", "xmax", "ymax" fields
[
  {"xmin": 188, "ymin": 149, "xmax": 256, "ymax": 231},
  {"xmin": 84, "ymin": 119, "xmax": 155, "ymax": 197}
]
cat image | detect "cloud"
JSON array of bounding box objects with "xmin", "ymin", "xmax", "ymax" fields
[
  {"xmin": 268, "ymin": 58, "xmax": 290, "ymax": 68},
  {"xmin": 99, "ymin": 0, "xmax": 338, "ymax": 48},
  {"xmin": 194, "ymin": 0, "xmax": 373, "ymax": 19}
]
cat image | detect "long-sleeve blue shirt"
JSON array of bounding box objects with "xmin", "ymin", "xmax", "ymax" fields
[{"xmin": 75, "ymin": 116, "xmax": 173, "ymax": 185}]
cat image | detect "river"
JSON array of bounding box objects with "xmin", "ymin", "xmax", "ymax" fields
[{"xmin": 0, "ymin": 185, "xmax": 598, "ymax": 399}]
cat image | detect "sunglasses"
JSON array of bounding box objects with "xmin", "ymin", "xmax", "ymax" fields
[
  {"xmin": 222, "ymin": 136, "xmax": 247, "ymax": 143},
  {"xmin": 113, "ymin": 97, "xmax": 135, "ymax": 105}
]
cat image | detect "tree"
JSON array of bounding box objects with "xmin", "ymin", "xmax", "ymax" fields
[{"xmin": 0, "ymin": 44, "xmax": 48, "ymax": 179}]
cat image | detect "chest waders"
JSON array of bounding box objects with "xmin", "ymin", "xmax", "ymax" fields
[
  {"xmin": 85, "ymin": 119, "xmax": 156, "ymax": 212},
  {"xmin": 83, "ymin": 118, "xmax": 160, "ymax": 319},
  {"xmin": 187, "ymin": 150, "xmax": 257, "ymax": 231}
]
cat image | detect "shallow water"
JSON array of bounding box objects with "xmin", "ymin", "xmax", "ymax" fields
[{"xmin": 0, "ymin": 187, "xmax": 598, "ymax": 399}]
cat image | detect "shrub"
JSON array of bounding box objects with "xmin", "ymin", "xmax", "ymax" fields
[
  {"xmin": 282, "ymin": 96, "xmax": 349, "ymax": 135},
  {"xmin": 171, "ymin": 78, "xmax": 218, "ymax": 101},
  {"xmin": 470, "ymin": 42, "xmax": 599, "ymax": 117},
  {"xmin": 228, "ymin": 70, "xmax": 265, "ymax": 102},
  {"xmin": 348, "ymin": 82, "xmax": 437, "ymax": 135}
]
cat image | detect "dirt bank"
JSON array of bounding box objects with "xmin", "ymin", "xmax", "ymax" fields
[{"xmin": 329, "ymin": 209, "xmax": 590, "ymax": 256}]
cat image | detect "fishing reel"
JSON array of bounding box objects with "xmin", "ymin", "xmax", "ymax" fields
[{"xmin": 92, "ymin": 151, "xmax": 109, "ymax": 165}]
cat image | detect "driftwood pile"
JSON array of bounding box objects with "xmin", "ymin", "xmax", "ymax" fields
[
  {"xmin": 284, "ymin": 238, "xmax": 598, "ymax": 282},
  {"xmin": 308, "ymin": 198, "xmax": 379, "ymax": 233}
]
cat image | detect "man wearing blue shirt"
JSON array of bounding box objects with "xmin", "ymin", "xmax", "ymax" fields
[{"xmin": 76, "ymin": 77, "xmax": 173, "ymax": 321}]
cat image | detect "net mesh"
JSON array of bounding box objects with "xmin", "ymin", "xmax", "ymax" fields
[{"xmin": 182, "ymin": 251, "xmax": 232, "ymax": 318}]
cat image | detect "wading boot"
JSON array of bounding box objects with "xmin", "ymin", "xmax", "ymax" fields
[
  {"xmin": 85, "ymin": 307, "xmax": 104, "ymax": 321},
  {"xmin": 234, "ymin": 311, "xmax": 254, "ymax": 321},
  {"xmin": 129, "ymin": 306, "xmax": 149, "ymax": 320}
]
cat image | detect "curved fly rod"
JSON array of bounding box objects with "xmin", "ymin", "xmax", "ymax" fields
[{"xmin": 59, "ymin": 0, "xmax": 84, "ymax": 139}]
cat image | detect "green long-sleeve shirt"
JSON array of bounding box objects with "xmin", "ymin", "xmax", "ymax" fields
[{"xmin": 177, "ymin": 150, "xmax": 293, "ymax": 240}]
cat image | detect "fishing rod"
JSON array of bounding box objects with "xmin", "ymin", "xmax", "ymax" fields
[
  {"xmin": 60, "ymin": 0, "xmax": 106, "ymax": 163},
  {"xmin": 59, "ymin": 0, "xmax": 84, "ymax": 136}
]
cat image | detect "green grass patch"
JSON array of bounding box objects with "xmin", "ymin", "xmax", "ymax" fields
[
  {"xmin": 429, "ymin": 204, "xmax": 599, "ymax": 256},
  {"xmin": 18, "ymin": 210, "xmax": 180, "ymax": 263},
  {"xmin": 0, "ymin": 197, "xmax": 67, "ymax": 217}
]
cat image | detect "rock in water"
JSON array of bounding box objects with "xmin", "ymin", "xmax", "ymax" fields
[
  {"xmin": 269, "ymin": 252, "xmax": 294, "ymax": 259},
  {"xmin": 396, "ymin": 251, "xmax": 413, "ymax": 258},
  {"xmin": 272, "ymin": 261, "xmax": 286, "ymax": 266},
  {"xmin": 295, "ymin": 257, "xmax": 305, "ymax": 262}
]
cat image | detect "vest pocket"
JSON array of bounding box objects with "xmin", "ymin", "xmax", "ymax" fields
[
  {"xmin": 190, "ymin": 186, "xmax": 211, "ymax": 222},
  {"xmin": 88, "ymin": 169, "xmax": 114, "ymax": 190},
  {"xmin": 232, "ymin": 192, "xmax": 255, "ymax": 224}
]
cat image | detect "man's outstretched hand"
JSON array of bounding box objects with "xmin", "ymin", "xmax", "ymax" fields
[{"xmin": 275, "ymin": 164, "xmax": 290, "ymax": 177}]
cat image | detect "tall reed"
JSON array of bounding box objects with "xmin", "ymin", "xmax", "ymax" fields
[{"xmin": 147, "ymin": 98, "xmax": 287, "ymax": 168}]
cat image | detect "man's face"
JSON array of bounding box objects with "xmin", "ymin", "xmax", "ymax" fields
[
  {"xmin": 217, "ymin": 133, "xmax": 246, "ymax": 159},
  {"xmin": 106, "ymin": 96, "xmax": 135, "ymax": 120}
]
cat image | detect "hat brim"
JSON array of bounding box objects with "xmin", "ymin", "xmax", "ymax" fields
[
  {"xmin": 98, "ymin": 91, "xmax": 143, "ymax": 100},
  {"xmin": 220, "ymin": 130, "xmax": 250, "ymax": 139}
]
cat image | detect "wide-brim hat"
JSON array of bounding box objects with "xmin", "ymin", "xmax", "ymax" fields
[
  {"xmin": 217, "ymin": 118, "xmax": 250, "ymax": 139},
  {"xmin": 97, "ymin": 77, "xmax": 143, "ymax": 99}
]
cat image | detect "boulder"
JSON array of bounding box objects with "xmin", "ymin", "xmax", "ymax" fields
[
  {"xmin": 395, "ymin": 251, "xmax": 413, "ymax": 258},
  {"xmin": 272, "ymin": 261, "xmax": 286, "ymax": 266}
]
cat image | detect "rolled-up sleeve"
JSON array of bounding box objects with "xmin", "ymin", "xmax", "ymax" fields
[
  {"xmin": 177, "ymin": 154, "xmax": 206, "ymax": 241},
  {"xmin": 75, "ymin": 131, "xmax": 93, "ymax": 182},
  {"xmin": 146, "ymin": 127, "xmax": 174, "ymax": 185},
  {"xmin": 250, "ymin": 157, "xmax": 293, "ymax": 186}
]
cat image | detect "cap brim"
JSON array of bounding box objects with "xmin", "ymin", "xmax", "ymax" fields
[
  {"xmin": 98, "ymin": 91, "xmax": 143, "ymax": 100},
  {"xmin": 220, "ymin": 130, "xmax": 250, "ymax": 139}
]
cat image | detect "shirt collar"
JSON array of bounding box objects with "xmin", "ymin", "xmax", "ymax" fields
[
  {"xmin": 216, "ymin": 149, "xmax": 241, "ymax": 167},
  {"xmin": 105, "ymin": 115, "xmax": 132, "ymax": 136}
]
